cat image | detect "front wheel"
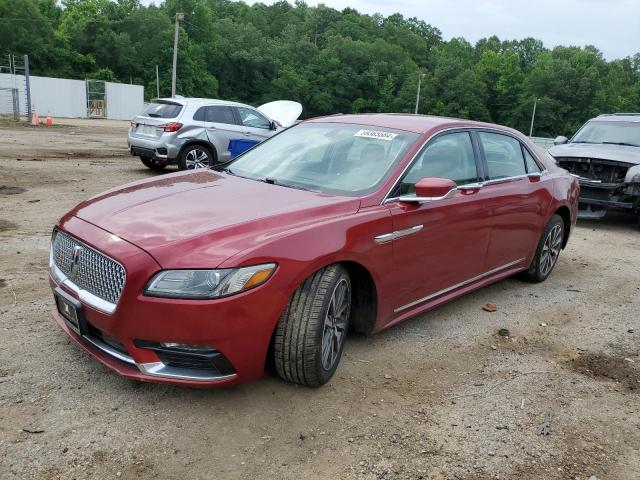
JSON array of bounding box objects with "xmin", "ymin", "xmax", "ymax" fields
[
  {"xmin": 178, "ymin": 145, "xmax": 214, "ymax": 170},
  {"xmin": 274, "ymin": 265, "xmax": 351, "ymax": 387},
  {"xmin": 523, "ymin": 214, "xmax": 565, "ymax": 283}
]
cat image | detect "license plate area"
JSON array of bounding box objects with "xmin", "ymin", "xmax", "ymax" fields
[
  {"xmin": 135, "ymin": 124, "xmax": 159, "ymax": 137},
  {"xmin": 54, "ymin": 288, "xmax": 85, "ymax": 335}
]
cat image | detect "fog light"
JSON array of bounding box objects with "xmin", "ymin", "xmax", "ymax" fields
[{"xmin": 160, "ymin": 342, "xmax": 213, "ymax": 352}]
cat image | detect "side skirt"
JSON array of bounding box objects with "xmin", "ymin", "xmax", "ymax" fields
[{"xmin": 376, "ymin": 264, "xmax": 527, "ymax": 333}]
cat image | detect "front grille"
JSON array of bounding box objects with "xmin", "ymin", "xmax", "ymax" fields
[
  {"xmin": 52, "ymin": 230, "xmax": 126, "ymax": 305},
  {"xmin": 556, "ymin": 157, "xmax": 629, "ymax": 184}
]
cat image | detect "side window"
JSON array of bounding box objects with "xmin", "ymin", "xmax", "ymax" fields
[
  {"xmin": 206, "ymin": 106, "xmax": 236, "ymax": 125},
  {"xmin": 193, "ymin": 106, "xmax": 206, "ymax": 121},
  {"xmin": 395, "ymin": 132, "xmax": 479, "ymax": 196},
  {"xmin": 238, "ymin": 107, "xmax": 271, "ymax": 129},
  {"xmin": 479, "ymin": 132, "xmax": 526, "ymax": 179},
  {"xmin": 523, "ymin": 147, "xmax": 542, "ymax": 173}
]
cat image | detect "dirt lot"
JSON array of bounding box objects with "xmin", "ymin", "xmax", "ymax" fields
[{"xmin": 1, "ymin": 119, "xmax": 639, "ymax": 480}]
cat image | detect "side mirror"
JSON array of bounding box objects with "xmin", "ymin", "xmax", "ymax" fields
[
  {"xmin": 269, "ymin": 120, "xmax": 277, "ymax": 131},
  {"xmin": 553, "ymin": 136, "xmax": 568, "ymax": 145},
  {"xmin": 399, "ymin": 177, "xmax": 458, "ymax": 204}
]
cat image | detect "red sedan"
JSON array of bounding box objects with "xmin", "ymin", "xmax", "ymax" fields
[{"xmin": 50, "ymin": 115, "xmax": 579, "ymax": 387}]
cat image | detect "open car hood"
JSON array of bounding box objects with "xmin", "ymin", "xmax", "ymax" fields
[{"xmin": 257, "ymin": 101, "xmax": 302, "ymax": 128}]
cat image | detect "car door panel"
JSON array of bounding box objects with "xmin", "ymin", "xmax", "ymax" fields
[
  {"xmin": 475, "ymin": 131, "xmax": 551, "ymax": 270},
  {"xmin": 385, "ymin": 191, "xmax": 491, "ymax": 315},
  {"xmin": 237, "ymin": 107, "xmax": 274, "ymax": 143},
  {"xmin": 202, "ymin": 106, "xmax": 245, "ymax": 163}
]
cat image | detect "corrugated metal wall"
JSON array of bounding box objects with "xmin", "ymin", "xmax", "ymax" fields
[
  {"xmin": 0, "ymin": 73, "xmax": 144, "ymax": 120},
  {"xmin": 105, "ymin": 82, "xmax": 145, "ymax": 121}
]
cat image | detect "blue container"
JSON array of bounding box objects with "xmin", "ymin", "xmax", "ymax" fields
[{"xmin": 228, "ymin": 139, "xmax": 260, "ymax": 158}]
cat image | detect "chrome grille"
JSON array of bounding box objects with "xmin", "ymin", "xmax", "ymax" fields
[{"xmin": 52, "ymin": 231, "xmax": 126, "ymax": 305}]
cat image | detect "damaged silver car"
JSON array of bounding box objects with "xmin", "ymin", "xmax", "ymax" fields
[
  {"xmin": 128, "ymin": 98, "xmax": 302, "ymax": 171},
  {"xmin": 549, "ymin": 113, "xmax": 640, "ymax": 221}
]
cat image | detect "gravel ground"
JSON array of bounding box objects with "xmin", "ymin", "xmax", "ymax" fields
[{"xmin": 0, "ymin": 119, "xmax": 639, "ymax": 480}]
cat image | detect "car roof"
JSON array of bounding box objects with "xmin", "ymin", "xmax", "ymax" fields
[
  {"xmin": 594, "ymin": 113, "xmax": 640, "ymax": 123},
  {"xmin": 152, "ymin": 97, "xmax": 251, "ymax": 108},
  {"xmin": 305, "ymin": 113, "xmax": 520, "ymax": 135}
]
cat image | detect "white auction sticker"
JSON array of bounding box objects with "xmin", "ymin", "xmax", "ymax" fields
[{"xmin": 354, "ymin": 129, "xmax": 397, "ymax": 141}]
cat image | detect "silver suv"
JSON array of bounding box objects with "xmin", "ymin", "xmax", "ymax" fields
[
  {"xmin": 128, "ymin": 98, "xmax": 302, "ymax": 171},
  {"xmin": 549, "ymin": 113, "xmax": 640, "ymax": 220}
]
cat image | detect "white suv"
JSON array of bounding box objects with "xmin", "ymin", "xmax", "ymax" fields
[{"xmin": 127, "ymin": 98, "xmax": 302, "ymax": 171}]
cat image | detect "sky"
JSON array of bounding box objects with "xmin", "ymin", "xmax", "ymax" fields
[{"xmin": 201, "ymin": 0, "xmax": 640, "ymax": 60}]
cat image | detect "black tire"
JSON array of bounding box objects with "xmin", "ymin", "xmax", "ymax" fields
[
  {"xmin": 274, "ymin": 265, "xmax": 351, "ymax": 387},
  {"xmin": 522, "ymin": 214, "xmax": 565, "ymax": 283},
  {"xmin": 140, "ymin": 156, "xmax": 167, "ymax": 171},
  {"xmin": 178, "ymin": 144, "xmax": 214, "ymax": 170}
]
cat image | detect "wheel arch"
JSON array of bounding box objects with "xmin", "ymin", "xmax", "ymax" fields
[
  {"xmin": 553, "ymin": 205, "xmax": 571, "ymax": 248},
  {"xmin": 178, "ymin": 140, "xmax": 218, "ymax": 163}
]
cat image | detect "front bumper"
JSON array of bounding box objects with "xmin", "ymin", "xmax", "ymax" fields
[
  {"xmin": 50, "ymin": 217, "xmax": 288, "ymax": 387},
  {"xmin": 577, "ymin": 181, "xmax": 639, "ymax": 214}
]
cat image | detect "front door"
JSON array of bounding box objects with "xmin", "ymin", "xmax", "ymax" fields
[
  {"xmin": 384, "ymin": 131, "xmax": 492, "ymax": 316},
  {"xmin": 237, "ymin": 107, "xmax": 275, "ymax": 143}
]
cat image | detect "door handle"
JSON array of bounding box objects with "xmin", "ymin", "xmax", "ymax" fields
[{"xmin": 243, "ymin": 131, "xmax": 251, "ymax": 136}]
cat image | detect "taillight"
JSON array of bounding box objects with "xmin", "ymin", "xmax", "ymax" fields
[{"xmin": 156, "ymin": 122, "xmax": 183, "ymax": 133}]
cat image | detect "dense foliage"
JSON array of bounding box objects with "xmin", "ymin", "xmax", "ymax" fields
[{"xmin": 2, "ymin": 0, "xmax": 639, "ymax": 136}]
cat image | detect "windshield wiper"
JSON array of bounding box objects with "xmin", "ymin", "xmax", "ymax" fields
[
  {"xmin": 571, "ymin": 140, "xmax": 599, "ymax": 144},
  {"xmin": 262, "ymin": 177, "xmax": 317, "ymax": 192},
  {"xmin": 602, "ymin": 141, "xmax": 640, "ymax": 147}
]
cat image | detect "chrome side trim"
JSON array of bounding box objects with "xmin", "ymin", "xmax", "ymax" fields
[
  {"xmin": 393, "ymin": 257, "xmax": 526, "ymax": 313},
  {"xmin": 50, "ymin": 248, "xmax": 118, "ymax": 314},
  {"xmin": 138, "ymin": 362, "xmax": 238, "ymax": 382},
  {"xmin": 83, "ymin": 334, "xmax": 136, "ymax": 365},
  {"xmin": 374, "ymin": 224, "xmax": 423, "ymax": 244}
]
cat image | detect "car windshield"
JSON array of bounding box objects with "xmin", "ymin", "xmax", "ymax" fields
[
  {"xmin": 572, "ymin": 120, "xmax": 640, "ymax": 147},
  {"xmin": 226, "ymin": 123, "xmax": 419, "ymax": 196}
]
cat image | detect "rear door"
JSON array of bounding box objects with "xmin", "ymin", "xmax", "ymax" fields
[
  {"xmin": 236, "ymin": 107, "xmax": 276, "ymax": 143},
  {"xmin": 475, "ymin": 130, "xmax": 552, "ymax": 271},
  {"xmin": 198, "ymin": 105, "xmax": 245, "ymax": 164}
]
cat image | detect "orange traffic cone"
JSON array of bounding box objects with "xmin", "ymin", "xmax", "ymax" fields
[
  {"xmin": 45, "ymin": 112, "xmax": 53, "ymax": 126},
  {"xmin": 31, "ymin": 106, "xmax": 40, "ymax": 126}
]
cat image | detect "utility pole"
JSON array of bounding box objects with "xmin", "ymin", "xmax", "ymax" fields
[
  {"xmin": 171, "ymin": 12, "xmax": 184, "ymax": 98},
  {"xmin": 156, "ymin": 64, "xmax": 160, "ymax": 98},
  {"xmin": 24, "ymin": 54, "xmax": 31, "ymax": 123},
  {"xmin": 415, "ymin": 72, "xmax": 425, "ymax": 114},
  {"xmin": 529, "ymin": 97, "xmax": 539, "ymax": 137}
]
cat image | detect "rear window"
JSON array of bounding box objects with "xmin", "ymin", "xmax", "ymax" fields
[{"xmin": 141, "ymin": 102, "xmax": 183, "ymax": 119}]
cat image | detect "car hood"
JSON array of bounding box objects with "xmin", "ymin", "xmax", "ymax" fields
[
  {"xmin": 69, "ymin": 170, "xmax": 360, "ymax": 268},
  {"xmin": 549, "ymin": 143, "xmax": 640, "ymax": 165},
  {"xmin": 257, "ymin": 101, "xmax": 302, "ymax": 127}
]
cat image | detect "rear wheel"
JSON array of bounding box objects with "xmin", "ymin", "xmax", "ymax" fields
[
  {"xmin": 179, "ymin": 145, "xmax": 214, "ymax": 170},
  {"xmin": 523, "ymin": 214, "xmax": 565, "ymax": 283},
  {"xmin": 140, "ymin": 156, "xmax": 167, "ymax": 171},
  {"xmin": 274, "ymin": 265, "xmax": 351, "ymax": 387}
]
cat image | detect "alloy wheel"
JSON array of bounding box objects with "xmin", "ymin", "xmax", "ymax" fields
[
  {"xmin": 184, "ymin": 148, "xmax": 210, "ymax": 169},
  {"xmin": 320, "ymin": 278, "xmax": 350, "ymax": 371},
  {"xmin": 540, "ymin": 224, "xmax": 563, "ymax": 276}
]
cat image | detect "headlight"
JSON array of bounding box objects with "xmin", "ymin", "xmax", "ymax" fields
[{"xmin": 144, "ymin": 263, "xmax": 276, "ymax": 299}]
